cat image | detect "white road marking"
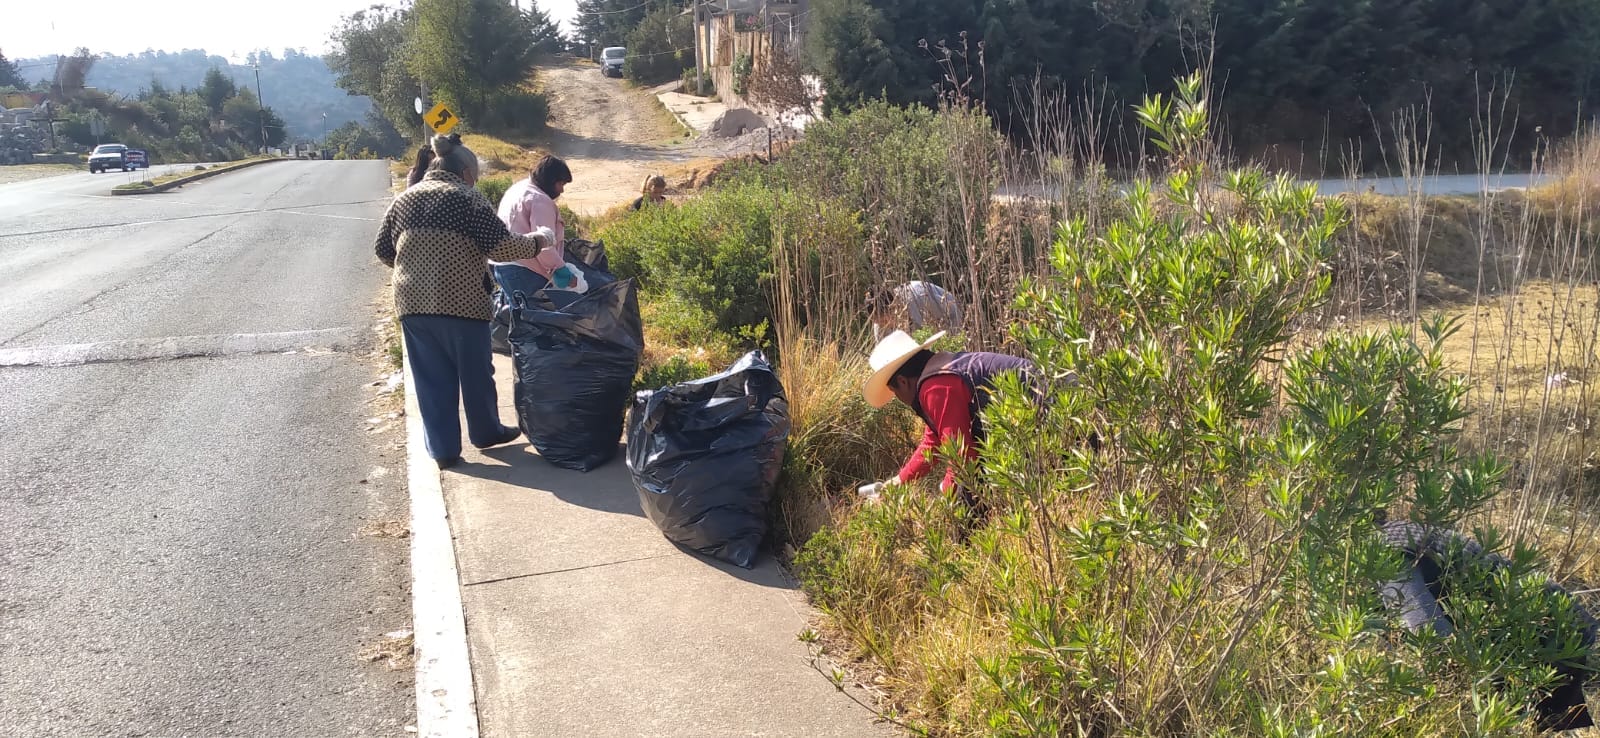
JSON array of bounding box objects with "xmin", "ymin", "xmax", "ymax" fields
[
  {"xmin": 274, "ymin": 210, "xmax": 379, "ymax": 222},
  {"xmin": 0, "ymin": 327, "xmax": 362, "ymax": 367}
]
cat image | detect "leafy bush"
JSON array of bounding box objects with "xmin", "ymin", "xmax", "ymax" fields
[
  {"xmin": 638, "ymin": 290, "xmax": 737, "ymax": 361},
  {"xmin": 596, "ymin": 181, "xmax": 776, "ymax": 333},
  {"xmin": 623, "ymin": 5, "xmax": 694, "ymax": 85},
  {"xmin": 679, "ymin": 67, "xmax": 713, "ymax": 97},
  {"xmin": 796, "ymin": 73, "xmax": 1594, "ymax": 735},
  {"xmin": 476, "ymin": 174, "xmax": 514, "ymax": 207},
  {"xmin": 479, "ymin": 89, "xmax": 549, "ymax": 136},
  {"xmin": 632, "ymin": 354, "xmax": 712, "ymax": 394},
  {"xmin": 767, "ymin": 101, "xmax": 1005, "ymax": 341},
  {"xmin": 599, "ymin": 178, "xmax": 866, "ymax": 339},
  {"xmin": 731, "ymin": 53, "xmax": 752, "ymax": 97}
]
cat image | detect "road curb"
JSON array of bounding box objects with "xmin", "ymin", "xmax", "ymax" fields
[
  {"xmin": 654, "ymin": 93, "xmax": 698, "ymax": 137},
  {"xmin": 402, "ymin": 347, "xmax": 482, "ymax": 738},
  {"xmin": 110, "ymin": 157, "xmax": 285, "ymax": 196}
]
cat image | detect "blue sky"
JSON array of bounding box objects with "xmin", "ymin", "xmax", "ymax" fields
[{"xmin": 5, "ymin": 0, "xmax": 580, "ymax": 60}]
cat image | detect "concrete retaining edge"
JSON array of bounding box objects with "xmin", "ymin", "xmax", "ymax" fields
[{"xmin": 110, "ymin": 157, "xmax": 286, "ymax": 195}]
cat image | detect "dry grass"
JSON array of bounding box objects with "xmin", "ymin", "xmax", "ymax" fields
[
  {"xmin": 659, "ymin": 156, "xmax": 731, "ymax": 190},
  {"xmin": 1444, "ymin": 283, "xmax": 1599, "ymax": 578},
  {"xmin": 359, "ymin": 520, "xmax": 410, "ymax": 539},
  {"xmin": 460, "ymin": 133, "xmax": 548, "ymax": 177},
  {"xmin": 0, "ymin": 162, "xmax": 80, "ymax": 184},
  {"xmin": 770, "ymin": 337, "xmax": 917, "ymax": 548},
  {"xmin": 1328, "ymin": 282, "xmax": 1600, "ymax": 581}
]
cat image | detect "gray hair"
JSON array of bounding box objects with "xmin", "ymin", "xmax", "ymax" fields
[{"xmin": 427, "ymin": 134, "xmax": 479, "ymax": 181}]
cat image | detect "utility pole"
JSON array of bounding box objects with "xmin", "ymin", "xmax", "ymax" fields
[
  {"xmin": 44, "ymin": 102, "xmax": 57, "ymax": 151},
  {"xmin": 701, "ymin": 1, "xmax": 714, "ymax": 96},
  {"xmin": 419, "ymin": 79, "xmax": 430, "ymax": 143},
  {"xmin": 252, "ymin": 63, "xmax": 267, "ymax": 154},
  {"xmin": 693, "ymin": 1, "xmax": 703, "ymax": 95}
]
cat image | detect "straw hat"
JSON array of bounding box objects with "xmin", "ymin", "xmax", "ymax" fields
[{"xmin": 863, "ymin": 330, "xmax": 947, "ymax": 408}]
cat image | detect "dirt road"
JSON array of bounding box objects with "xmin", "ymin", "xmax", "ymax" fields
[{"xmin": 537, "ymin": 61, "xmax": 696, "ymax": 216}]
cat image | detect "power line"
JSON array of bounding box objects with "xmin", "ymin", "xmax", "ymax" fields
[{"xmin": 572, "ymin": 0, "xmax": 667, "ymax": 17}]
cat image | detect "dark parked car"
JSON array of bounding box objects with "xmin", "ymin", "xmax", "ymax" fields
[
  {"xmin": 88, "ymin": 144, "xmax": 134, "ymax": 173},
  {"xmin": 125, "ymin": 149, "xmax": 148, "ymax": 169},
  {"xmin": 601, "ymin": 47, "xmax": 626, "ymax": 78}
]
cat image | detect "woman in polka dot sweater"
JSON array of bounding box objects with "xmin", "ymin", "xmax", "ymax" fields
[{"xmin": 375, "ymin": 134, "xmax": 556, "ymax": 470}]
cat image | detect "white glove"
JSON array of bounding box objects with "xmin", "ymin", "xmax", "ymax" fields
[
  {"xmin": 530, "ymin": 226, "xmax": 557, "ymax": 250},
  {"xmin": 856, "ymin": 478, "xmax": 900, "ymax": 501}
]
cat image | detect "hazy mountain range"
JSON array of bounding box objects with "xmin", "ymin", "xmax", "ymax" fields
[{"xmin": 18, "ymin": 48, "xmax": 373, "ymax": 142}]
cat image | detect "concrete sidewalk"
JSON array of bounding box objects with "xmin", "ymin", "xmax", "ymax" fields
[
  {"xmin": 655, "ymin": 85, "xmax": 729, "ymax": 137},
  {"xmin": 435, "ymin": 353, "xmax": 896, "ymax": 737}
]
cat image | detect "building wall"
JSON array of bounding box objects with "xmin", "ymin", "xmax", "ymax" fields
[{"xmin": 696, "ymin": 1, "xmax": 812, "ymax": 109}]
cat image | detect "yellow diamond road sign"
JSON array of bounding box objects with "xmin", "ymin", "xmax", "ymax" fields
[{"xmin": 424, "ymin": 102, "xmax": 459, "ymax": 134}]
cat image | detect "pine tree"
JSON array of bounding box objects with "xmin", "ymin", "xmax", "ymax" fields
[
  {"xmin": 199, "ymin": 68, "xmax": 237, "ymax": 115},
  {"xmin": 412, "ymin": 0, "xmax": 544, "ymax": 123},
  {"xmin": 574, "ymin": 0, "xmax": 676, "ymax": 50},
  {"xmin": 0, "ymin": 49, "xmax": 24, "ymax": 89}
]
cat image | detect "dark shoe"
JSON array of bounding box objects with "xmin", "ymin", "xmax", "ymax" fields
[
  {"xmin": 436, "ymin": 456, "xmax": 462, "ymax": 470},
  {"xmin": 473, "ymin": 426, "xmax": 522, "ymax": 450}
]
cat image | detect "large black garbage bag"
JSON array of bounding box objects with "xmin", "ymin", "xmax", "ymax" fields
[
  {"xmin": 565, "ymin": 238, "xmax": 610, "ymax": 275},
  {"xmin": 492, "ymin": 257, "xmax": 616, "ymax": 356},
  {"xmin": 508, "ymin": 277, "xmax": 643, "ymax": 471},
  {"xmin": 626, "ymin": 352, "xmax": 790, "ymax": 568}
]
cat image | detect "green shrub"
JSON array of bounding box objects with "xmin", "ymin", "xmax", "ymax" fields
[
  {"xmin": 639, "ymin": 291, "xmax": 735, "ymax": 358},
  {"xmin": 480, "ymin": 89, "xmax": 548, "ymax": 135},
  {"xmin": 633, "ymin": 355, "xmax": 712, "ymax": 394},
  {"xmin": 758, "ymin": 102, "xmax": 1005, "ymax": 340},
  {"xmin": 596, "ymin": 181, "xmax": 776, "ymax": 333},
  {"xmin": 598, "ymin": 179, "xmax": 866, "ymax": 339},
  {"xmin": 731, "ymin": 53, "xmax": 752, "ymax": 96},
  {"xmin": 624, "ymin": 6, "xmax": 694, "ymax": 85},
  {"xmin": 797, "ymin": 72, "xmax": 1589, "ymax": 735},
  {"xmin": 777, "ymin": 101, "xmax": 999, "ymax": 259},
  {"xmin": 679, "ymin": 67, "xmax": 713, "ymax": 97},
  {"xmin": 476, "ymin": 174, "xmax": 514, "ymax": 207}
]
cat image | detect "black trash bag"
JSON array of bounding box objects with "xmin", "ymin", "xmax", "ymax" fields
[
  {"xmin": 565, "ymin": 238, "xmax": 610, "ymax": 275},
  {"xmin": 626, "ymin": 352, "xmax": 790, "ymax": 568},
  {"xmin": 492, "ymin": 257, "xmax": 616, "ymax": 356},
  {"xmin": 1378, "ymin": 521, "xmax": 1598, "ymax": 731},
  {"xmin": 508, "ymin": 277, "xmax": 643, "ymax": 471}
]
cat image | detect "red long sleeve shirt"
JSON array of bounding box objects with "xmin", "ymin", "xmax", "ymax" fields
[{"xmin": 896, "ymin": 374, "xmax": 978, "ymax": 492}]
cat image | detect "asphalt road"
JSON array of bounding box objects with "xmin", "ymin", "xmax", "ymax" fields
[{"xmin": 0, "ymin": 161, "xmax": 415, "ymax": 735}]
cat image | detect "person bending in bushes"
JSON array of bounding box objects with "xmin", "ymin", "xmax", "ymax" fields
[
  {"xmin": 858, "ymin": 330, "xmax": 1041, "ymax": 508},
  {"xmin": 867, "ymin": 281, "xmax": 964, "ymax": 341}
]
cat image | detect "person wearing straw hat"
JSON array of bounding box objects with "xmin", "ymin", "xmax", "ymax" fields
[{"xmin": 858, "ymin": 330, "xmax": 1040, "ymax": 500}]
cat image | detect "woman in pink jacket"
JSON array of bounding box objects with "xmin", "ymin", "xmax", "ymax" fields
[{"xmin": 495, "ymin": 155, "xmax": 573, "ymax": 279}]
